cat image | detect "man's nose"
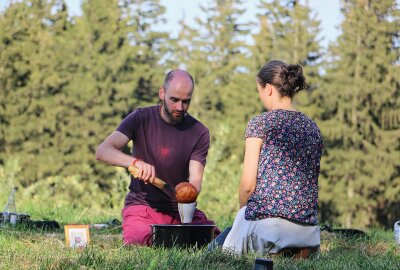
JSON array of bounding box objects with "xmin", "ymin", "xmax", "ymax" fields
[{"xmin": 177, "ymin": 101, "xmax": 184, "ymax": 110}]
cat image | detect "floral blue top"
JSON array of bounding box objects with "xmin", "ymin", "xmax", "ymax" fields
[{"xmin": 244, "ymin": 110, "xmax": 323, "ymax": 225}]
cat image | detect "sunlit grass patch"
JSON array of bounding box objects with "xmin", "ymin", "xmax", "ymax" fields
[{"xmin": 1, "ymin": 205, "xmax": 399, "ymax": 270}]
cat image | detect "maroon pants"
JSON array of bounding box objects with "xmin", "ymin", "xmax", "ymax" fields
[{"xmin": 122, "ymin": 205, "xmax": 220, "ymax": 246}]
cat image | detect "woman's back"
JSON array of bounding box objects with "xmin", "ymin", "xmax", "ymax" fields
[
  {"xmin": 245, "ymin": 109, "xmax": 323, "ymax": 225},
  {"xmin": 216, "ymin": 60, "xmax": 323, "ymax": 255}
]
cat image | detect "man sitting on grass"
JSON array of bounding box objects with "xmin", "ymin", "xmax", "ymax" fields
[{"xmin": 96, "ymin": 69, "xmax": 219, "ymax": 246}]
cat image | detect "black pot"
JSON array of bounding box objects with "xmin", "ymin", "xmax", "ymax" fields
[{"xmin": 151, "ymin": 224, "xmax": 216, "ymax": 248}]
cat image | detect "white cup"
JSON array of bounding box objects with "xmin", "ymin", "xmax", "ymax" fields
[{"xmin": 178, "ymin": 202, "xmax": 196, "ymax": 224}]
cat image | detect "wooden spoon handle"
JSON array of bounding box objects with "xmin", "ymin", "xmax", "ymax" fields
[{"xmin": 128, "ymin": 165, "xmax": 167, "ymax": 190}]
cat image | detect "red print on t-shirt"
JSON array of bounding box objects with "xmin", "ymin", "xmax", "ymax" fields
[{"xmin": 160, "ymin": 147, "xmax": 170, "ymax": 157}]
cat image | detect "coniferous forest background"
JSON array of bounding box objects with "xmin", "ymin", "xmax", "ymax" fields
[{"xmin": 0, "ymin": 0, "xmax": 399, "ymax": 229}]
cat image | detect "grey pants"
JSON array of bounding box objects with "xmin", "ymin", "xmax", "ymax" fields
[{"xmin": 222, "ymin": 207, "xmax": 320, "ymax": 255}]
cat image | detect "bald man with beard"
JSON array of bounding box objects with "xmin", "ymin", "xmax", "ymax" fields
[{"xmin": 96, "ymin": 69, "xmax": 219, "ymax": 246}]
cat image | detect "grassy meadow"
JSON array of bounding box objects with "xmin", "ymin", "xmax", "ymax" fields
[{"xmin": 1, "ymin": 205, "xmax": 399, "ymax": 270}]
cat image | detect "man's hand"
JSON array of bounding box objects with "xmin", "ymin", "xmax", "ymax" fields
[{"xmin": 130, "ymin": 160, "xmax": 156, "ymax": 184}]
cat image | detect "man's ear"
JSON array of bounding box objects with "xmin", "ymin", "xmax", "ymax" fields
[{"xmin": 159, "ymin": 87, "xmax": 165, "ymax": 100}]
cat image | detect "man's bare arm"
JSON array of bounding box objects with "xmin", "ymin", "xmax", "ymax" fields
[
  {"xmin": 95, "ymin": 131, "xmax": 132, "ymax": 167},
  {"xmin": 188, "ymin": 160, "xmax": 205, "ymax": 193},
  {"xmin": 95, "ymin": 131, "xmax": 156, "ymax": 182}
]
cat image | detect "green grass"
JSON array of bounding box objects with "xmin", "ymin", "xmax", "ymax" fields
[{"xmin": 1, "ymin": 205, "xmax": 399, "ymax": 270}]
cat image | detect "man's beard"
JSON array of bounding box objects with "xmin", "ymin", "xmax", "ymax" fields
[{"xmin": 162, "ymin": 99, "xmax": 185, "ymax": 124}]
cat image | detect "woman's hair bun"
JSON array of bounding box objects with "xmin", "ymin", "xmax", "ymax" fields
[
  {"xmin": 281, "ymin": 64, "xmax": 308, "ymax": 96},
  {"xmin": 256, "ymin": 60, "xmax": 309, "ymax": 98}
]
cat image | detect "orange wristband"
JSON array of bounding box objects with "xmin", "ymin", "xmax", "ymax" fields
[{"xmin": 132, "ymin": 158, "xmax": 141, "ymax": 167}]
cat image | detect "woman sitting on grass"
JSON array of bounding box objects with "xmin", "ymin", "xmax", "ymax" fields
[{"xmin": 215, "ymin": 60, "xmax": 324, "ymax": 254}]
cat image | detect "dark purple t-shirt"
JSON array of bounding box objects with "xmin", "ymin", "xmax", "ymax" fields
[{"xmin": 117, "ymin": 105, "xmax": 210, "ymax": 213}]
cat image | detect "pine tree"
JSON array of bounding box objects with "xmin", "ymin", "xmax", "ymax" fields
[
  {"xmin": 176, "ymin": 0, "xmax": 259, "ymax": 150},
  {"xmin": 59, "ymin": 0, "xmax": 134, "ymax": 183},
  {"xmin": 60, "ymin": 0, "xmax": 169, "ymax": 189},
  {"xmin": 251, "ymin": 15, "xmax": 274, "ymax": 73},
  {"xmin": 252, "ymin": 0, "xmax": 323, "ymax": 115},
  {"xmin": 0, "ymin": 0, "xmax": 170, "ymax": 200},
  {"xmin": 172, "ymin": 0, "xmax": 259, "ymax": 216},
  {"xmin": 317, "ymin": 0, "xmax": 400, "ymax": 228},
  {"xmin": 0, "ymin": 0, "xmax": 72, "ymax": 185},
  {"xmin": 122, "ymin": 0, "xmax": 169, "ymax": 108}
]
